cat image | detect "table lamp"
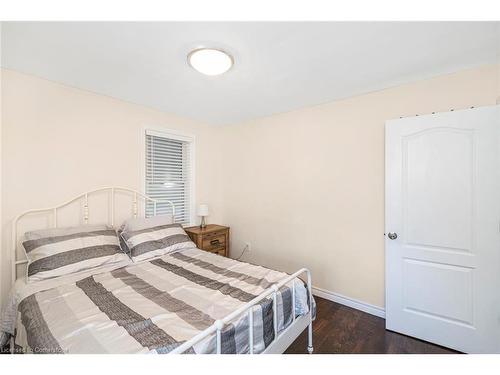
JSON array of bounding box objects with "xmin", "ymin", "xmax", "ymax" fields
[{"xmin": 197, "ymin": 204, "xmax": 209, "ymax": 229}]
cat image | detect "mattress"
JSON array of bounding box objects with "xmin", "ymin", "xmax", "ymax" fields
[{"xmin": 1, "ymin": 247, "xmax": 313, "ymax": 354}]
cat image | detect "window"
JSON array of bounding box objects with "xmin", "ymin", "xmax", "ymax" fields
[{"xmin": 144, "ymin": 129, "xmax": 194, "ymax": 225}]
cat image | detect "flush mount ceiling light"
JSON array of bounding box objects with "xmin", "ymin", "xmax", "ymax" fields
[{"xmin": 188, "ymin": 48, "xmax": 233, "ymax": 76}]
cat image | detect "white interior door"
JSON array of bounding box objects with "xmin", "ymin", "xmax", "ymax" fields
[{"xmin": 385, "ymin": 105, "xmax": 500, "ymax": 353}]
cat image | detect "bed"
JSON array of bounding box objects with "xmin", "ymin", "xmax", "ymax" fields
[{"xmin": 0, "ymin": 187, "xmax": 314, "ymax": 354}]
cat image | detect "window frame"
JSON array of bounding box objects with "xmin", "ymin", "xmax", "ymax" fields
[{"xmin": 140, "ymin": 126, "xmax": 196, "ymax": 226}]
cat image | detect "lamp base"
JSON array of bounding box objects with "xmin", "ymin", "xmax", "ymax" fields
[{"xmin": 200, "ymin": 216, "xmax": 206, "ymax": 229}]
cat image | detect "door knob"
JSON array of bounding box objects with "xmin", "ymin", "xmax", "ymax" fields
[{"xmin": 388, "ymin": 232, "xmax": 398, "ymax": 240}]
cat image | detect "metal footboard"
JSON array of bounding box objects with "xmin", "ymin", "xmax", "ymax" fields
[{"xmin": 169, "ymin": 268, "xmax": 314, "ymax": 354}]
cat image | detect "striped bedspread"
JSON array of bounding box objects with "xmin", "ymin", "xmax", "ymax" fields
[{"xmin": 11, "ymin": 248, "xmax": 313, "ymax": 354}]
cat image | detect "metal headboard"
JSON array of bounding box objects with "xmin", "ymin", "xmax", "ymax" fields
[{"xmin": 11, "ymin": 186, "xmax": 175, "ymax": 285}]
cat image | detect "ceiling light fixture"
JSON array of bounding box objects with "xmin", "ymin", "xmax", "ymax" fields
[{"xmin": 188, "ymin": 48, "xmax": 233, "ymax": 76}]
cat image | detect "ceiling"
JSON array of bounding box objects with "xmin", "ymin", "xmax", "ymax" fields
[{"xmin": 2, "ymin": 22, "xmax": 499, "ymax": 125}]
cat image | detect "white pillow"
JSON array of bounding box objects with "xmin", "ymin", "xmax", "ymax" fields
[
  {"xmin": 121, "ymin": 223, "xmax": 195, "ymax": 262},
  {"xmin": 22, "ymin": 225, "xmax": 131, "ymax": 282},
  {"xmin": 24, "ymin": 224, "xmax": 110, "ymax": 240},
  {"xmin": 120, "ymin": 215, "xmax": 174, "ymax": 232}
]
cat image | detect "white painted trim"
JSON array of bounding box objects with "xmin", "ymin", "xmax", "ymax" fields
[
  {"xmin": 139, "ymin": 125, "xmax": 196, "ymax": 226},
  {"xmin": 312, "ymin": 286, "xmax": 386, "ymax": 318}
]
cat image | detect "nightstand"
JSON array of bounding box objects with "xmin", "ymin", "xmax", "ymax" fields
[{"xmin": 185, "ymin": 224, "xmax": 230, "ymax": 257}]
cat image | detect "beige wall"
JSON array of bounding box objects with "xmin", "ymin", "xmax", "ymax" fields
[
  {"xmin": 0, "ymin": 69, "xmax": 225, "ymax": 305},
  {"xmin": 220, "ymin": 64, "xmax": 500, "ymax": 309},
  {"xmin": 0, "ymin": 25, "xmax": 3, "ymax": 307},
  {"xmin": 498, "ymin": 63, "xmax": 500, "ymax": 103},
  {"xmin": 1, "ymin": 64, "xmax": 499, "ymax": 311}
]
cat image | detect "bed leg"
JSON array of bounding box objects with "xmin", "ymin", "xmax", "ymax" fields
[
  {"xmin": 10, "ymin": 334, "xmax": 15, "ymax": 354},
  {"xmin": 306, "ymin": 269, "xmax": 314, "ymax": 354},
  {"xmin": 307, "ymin": 322, "xmax": 313, "ymax": 354}
]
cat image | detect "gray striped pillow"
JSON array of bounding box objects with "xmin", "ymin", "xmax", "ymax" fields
[
  {"xmin": 121, "ymin": 223, "xmax": 196, "ymax": 262},
  {"xmin": 22, "ymin": 225, "xmax": 131, "ymax": 282}
]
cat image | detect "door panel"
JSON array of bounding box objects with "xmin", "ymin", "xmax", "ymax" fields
[
  {"xmin": 385, "ymin": 105, "xmax": 500, "ymax": 353},
  {"xmin": 404, "ymin": 129, "xmax": 473, "ymax": 251},
  {"xmin": 403, "ymin": 259, "xmax": 473, "ymax": 326}
]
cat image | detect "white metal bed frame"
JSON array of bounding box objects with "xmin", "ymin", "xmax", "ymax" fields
[{"xmin": 11, "ymin": 186, "xmax": 313, "ymax": 354}]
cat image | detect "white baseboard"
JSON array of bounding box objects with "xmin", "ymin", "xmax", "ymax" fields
[{"xmin": 312, "ymin": 286, "xmax": 386, "ymax": 318}]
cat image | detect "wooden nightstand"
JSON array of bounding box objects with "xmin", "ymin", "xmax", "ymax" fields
[{"xmin": 185, "ymin": 224, "xmax": 230, "ymax": 257}]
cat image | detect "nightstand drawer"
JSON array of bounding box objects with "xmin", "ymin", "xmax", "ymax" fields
[
  {"xmin": 206, "ymin": 247, "xmax": 226, "ymax": 256},
  {"xmin": 202, "ymin": 235, "xmax": 226, "ymax": 251},
  {"xmin": 184, "ymin": 225, "xmax": 230, "ymax": 258},
  {"xmin": 203, "ymin": 230, "xmax": 227, "ymax": 239}
]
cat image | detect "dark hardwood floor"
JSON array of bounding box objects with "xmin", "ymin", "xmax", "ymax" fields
[{"xmin": 285, "ymin": 297, "xmax": 459, "ymax": 354}]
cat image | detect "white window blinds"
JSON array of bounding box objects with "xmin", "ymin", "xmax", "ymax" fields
[{"xmin": 145, "ymin": 130, "xmax": 192, "ymax": 225}]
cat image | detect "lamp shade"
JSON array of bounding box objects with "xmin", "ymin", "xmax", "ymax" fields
[{"xmin": 197, "ymin": 204, "xmax": 209, "ymax": 217}]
